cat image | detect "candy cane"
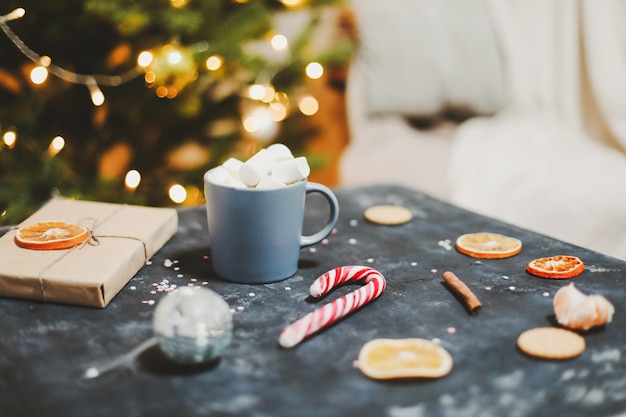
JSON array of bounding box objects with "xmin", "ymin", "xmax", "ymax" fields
[{"xmin": 278, "ymin": 266, "xmax": 387, "ymax": 348}]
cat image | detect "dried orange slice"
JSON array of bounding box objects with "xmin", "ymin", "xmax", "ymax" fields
[
  {"xmin": 526, "ymin": 255, "xmax": 584, "ymax": 279},
  {"xmin": 455, "ymin": 232, "xmax": 522, "ymax": 259},
  {"xmin": 358, "ymin": 338, "xmax": 453, "ymax": 379},
  {"xmin": 15, "ymin": 221, "xmax": 89, "ymax": 250}
]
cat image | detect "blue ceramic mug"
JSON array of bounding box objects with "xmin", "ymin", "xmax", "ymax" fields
[{"xmin": 204, "ymin": 168, "xmax": 339, "ymax": 284}]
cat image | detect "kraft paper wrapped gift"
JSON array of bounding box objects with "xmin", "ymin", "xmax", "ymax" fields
[{"xmin": 0, "ymin": 198, "xmax": 178, "ymax": 308}]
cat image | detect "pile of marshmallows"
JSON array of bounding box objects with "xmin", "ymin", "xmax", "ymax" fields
[{"xmin": 205, "ymin": 143, "xmax": 310, "ymax": 189}]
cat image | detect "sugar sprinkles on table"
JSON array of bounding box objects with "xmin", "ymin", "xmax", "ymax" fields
[{"xmin": 438, "ymin": 239, "xmax": 452, "ymax": 250}]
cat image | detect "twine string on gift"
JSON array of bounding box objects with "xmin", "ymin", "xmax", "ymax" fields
[{"xmin": 25, "ymin": 206, "xmax": 149, "ymax": 302}]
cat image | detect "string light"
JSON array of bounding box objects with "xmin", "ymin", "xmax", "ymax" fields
[
  {"xmin": 137, "ymin": 51, "xmax": 154, "ymax": 67},
  {"xmin": 0, "ymin": 6, "xmax": 338, "ymax": 204},
  {"xmin": 47, "ymin": 135, "xmax": 65, "ymax": 156},
  {"xmin": 2, "ymin": 130, "xmax": 17, "ymax": 148},
  {"xmin": 298, "ymin": 95, "xmax": 319, "ymax": 116},
  {"xmin": 124, "ymin": 169, "xmax": 141, "ymax": 191},
  {"xmin": 167, "ymin": 50, "xmax": 183, "ymax": 65},
  {"xmin": 87, "ymin": 78, "xmax": 105, "ymax": 106},
  {"xmin": 141, "ymin": 43, "xmax": 197, "ymax": 98},
  {"xmin": 248, "ymin": 84, "xmax": 266, "ymax": 100},
  {"xmin": 168, "ymin": 184, "xmax": 187, "ymax": 204},
  {"xmin": 268, "ymin": 102, "xmax": 287, "ymax": 122},
  {"xmin": 279, "ymin": 0, "xmax": 305, "ymax": 8},
  {"xmin": 0, "ymin": 8, "xmax": 143, "ymax": 106},
  {"xmin": 243, "ymin": 106, "xmax": 279, "ymax": 141},
  {"xmin": 0, "ymin": 8, "xmax": 25, "ymax": 22},
  {"xmin": 30, "ymin": 66, "xmax": 48, "ymax": 84},
  {"xmin": 205, "ymin": 55, "xmax": 223, "ymax": 71},
  {"xmin": 270, "ymin": 34, "xmax": 288, "ymax": 51},
  {"xmin": 305, "ymin": 62, "xmax": 324, "ymax": 80},
  {"xmin": 170, "ymin": 0, "xmax": 189, "ymax": 8}
]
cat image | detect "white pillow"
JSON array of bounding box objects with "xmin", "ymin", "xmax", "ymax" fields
[{"xmin": 350, "ymin": 0, "xmax": 506, "ymax": 117}]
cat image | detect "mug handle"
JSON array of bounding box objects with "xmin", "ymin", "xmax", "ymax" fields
[{"xmin": 300, "ymin": 182, "xmax": 339, "ymax": 247}]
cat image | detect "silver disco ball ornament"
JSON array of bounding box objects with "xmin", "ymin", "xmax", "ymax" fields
[{"xmin": 153, "ymin": 286, "xmax": 233, "ymax": 364}]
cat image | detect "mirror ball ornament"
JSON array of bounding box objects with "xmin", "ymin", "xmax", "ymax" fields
[{"xmin": 153, "ymin": 286, "xmax": 233, "ymax": 364}]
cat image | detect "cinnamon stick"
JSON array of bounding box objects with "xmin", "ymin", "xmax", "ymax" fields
[{"xmin": 442, "ymin": 271, "xmax": 482, "ymax": 314}]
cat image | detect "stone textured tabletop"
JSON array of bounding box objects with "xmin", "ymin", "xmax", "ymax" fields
[{"xmin": 1, "ymin": 185, "xmax": 625, "ymax": 417}]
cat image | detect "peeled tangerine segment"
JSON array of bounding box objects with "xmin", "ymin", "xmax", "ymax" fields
[
  {"xmin": 358, "ymin": 338, "xmax": 453, "ymax": 380},
  {"xmin": 553, "ymin": 283, "xmax": 615, "ymax": 330}
]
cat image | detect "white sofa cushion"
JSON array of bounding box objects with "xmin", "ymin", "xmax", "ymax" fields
[{"xmin": 349, "ymin": 0, "xmax": 506, "ymax": 118}]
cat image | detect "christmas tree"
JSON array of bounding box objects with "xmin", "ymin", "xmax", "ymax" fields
[{"xmin": 0, "ymin": 0, "xmax": 354, "ymax": 225}]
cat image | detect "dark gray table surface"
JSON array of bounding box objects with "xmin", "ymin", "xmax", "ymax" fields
[{"xmin": 1, "ymin": 185, "xmax": 625, "ymax": 417}]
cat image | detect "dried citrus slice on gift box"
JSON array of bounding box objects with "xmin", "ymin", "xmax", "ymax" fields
[
  {"xmin": 358, "ymin": 338, "xmax": 453, "ymax": 379},
  {"xmin": 526, "ymin": 255, "xmax": 584, "ymax": 279},
  {"xmin": 14, "ymin": 221, "xmax": 89, "ymax": 250},
  {"xmin": 455, "ymin": 232, "xmax": 522, "ymax": 259}
]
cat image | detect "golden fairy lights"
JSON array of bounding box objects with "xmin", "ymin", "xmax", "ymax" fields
[
  {"xmin": 138, "ymin": 43, "xmax": 197, "ymax": 99},
  {"xmin": 205, "ymin": 55, "xmax": 223, "ymax": 71},
  {"xmin": 2, "ymin": 130, "xmax": 17, "ymax": 148},
  {"xmin": 1, "ymin": 5, "xmax": 327, "ymax": 205},
  {"xmin": 305, "ymin": 62, "xmax": 323, "ymax": 79},
  {"xmin": 30, "ymin": 56, "xmax": 50, "ymax": 85},
  {"xmin": 168, "ymin": 184, "xmax": 187, "ymax": 204},
  {"xmin": 298, "ymin": 95, "xmax": 319, "ymax": 116},
  {"xmin": 279, "ymin": 0, "xmax": 306, "ymax": 8},
  {"xmin": 47, "ymin": 136, "xmax": 65, "ymax": 156},
  {"xmin": 270, "ymin": 34, "xmax": 289, "ymax": 51},
  {"xmin": 124, "ymin": 169, "xmax": 141, "ymax": 191},
  {"xmin": 1, "ymin": 129, "xmax": 67, "ymax": 156},
  {"xmin": 0, "ymin": 8, "xmax": 142, "ymax": 106}
]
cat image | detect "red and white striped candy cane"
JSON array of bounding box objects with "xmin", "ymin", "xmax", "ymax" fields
[{"xmin": 278, "ymin": 266, "xmax": 387, "ymax": 348}]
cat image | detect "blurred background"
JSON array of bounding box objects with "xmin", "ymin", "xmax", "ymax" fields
[{"xmin": 0, "ymin": 0, "xmax": 354, "ymax": 225}]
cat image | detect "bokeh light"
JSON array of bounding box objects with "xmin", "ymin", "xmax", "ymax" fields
[
  {"xmin": 3, "ymin": 131, "xmax": 17, "ymax": 148},
  {"xmin": 124, "ymin": 169, "xmax": 141, "ymax": 190},
  {"xmin": 167, "ymin": 50, "xmax": 183, "ymax": 65},
  {"xmin": 48, "ymin": 136, "xmax": 65, "ymax": 155},
  {"xmin": 137, "ymin": 51, "xmax": 154, "ymax": 67},
  {"xmin": 169, "ymin": 184, "xmax": 187, "ymax": 203},
  {"xmin": 248, "ymin": 84, "xmax": 266, "ymax": 100},
  {"xmin": 30, "ymin": 66, "xmax": 48, "ymax": 84},
  {"xmin": 299, "ymin": 95, "xmax": 319, "ymax": 115},
  {"xmin": 205, "ymin": 55, "xmax": 223, "ymax": 71},
  {"xmin": 271, "ymin": 34, "xmax": 288, "ymax": 51},
  {"xmin": 305, "ymin": 62, "xmax": 323, "ymax": 80}
]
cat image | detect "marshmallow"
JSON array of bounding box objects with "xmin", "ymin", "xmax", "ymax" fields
[
  {"xmin": 205, "ymin": 166, "xmax": 246, "ymax": 188},
  {"xmin": 239, "ymin": 149, "xmax": 274, "ymax": 187},
  {"xmin": 266, "ymin": 143, "xmax": 294, "ymax": 162},
  {"xmin": 207, "ymin": 144, "xmax": 310, "ymax": 189},
  {"xmin": 222, "ymin": 157, "xmax": 243, "ymax": 180},
  {"xmin": 205, "ymin": 166, "xmax": 230, "ymax": 184},
  {"xmin": 256, "ymin": 175, "xmax": 287, "ymax": 189},
  {"xmin": 270, "ymin": 156, "xmax": 310, "ymax": 184}
]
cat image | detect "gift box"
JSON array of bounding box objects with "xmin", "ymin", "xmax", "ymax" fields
[{"xmin": 0, "ymin": 198, "xmax": 178, "ymax": 308}]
